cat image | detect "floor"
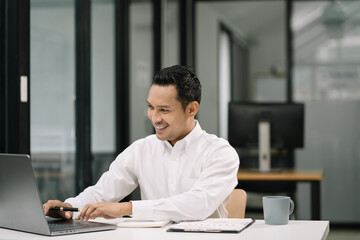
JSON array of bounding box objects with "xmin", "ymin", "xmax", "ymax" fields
[{"xmin": 327, "ymin": 228, "xmax": 360, "ymax": 240}]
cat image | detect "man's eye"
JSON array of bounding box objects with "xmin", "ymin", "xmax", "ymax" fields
[
  {"xmin": 147, "ymin": 105, "xmax": 154, "ymax": 110},
  {"xmin": 161, "ymin": 109, "xmax": 169, "ymax": 113}
]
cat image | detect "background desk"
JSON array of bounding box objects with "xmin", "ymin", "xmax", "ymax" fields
[
  {"xmin": 0, "ymin": 220, "xmax": 329, "ymax": 240},
  {"xmin": 238, "ymin": 169, "xmax": 324, "ymax": 220}
]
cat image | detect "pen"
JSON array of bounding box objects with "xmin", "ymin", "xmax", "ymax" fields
[{"xmin": 50, "ymin": 207, "xmax": 79, "ymax": 212}]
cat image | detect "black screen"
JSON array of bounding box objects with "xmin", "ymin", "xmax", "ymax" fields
[{"xmin": 228, "ymin": 102, "xmax": 304, "ymax": 149}]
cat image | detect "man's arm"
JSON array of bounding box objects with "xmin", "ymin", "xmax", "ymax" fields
[
  {"xmin": 44, "ymin": 139, "xmax": 238, "ymax": 221},
  {"xmin": 44, "ymin": 142, "xmax": 139, "ymax": 219},
  {"xmin": 66, "ymin": 143, "xmax": 238, "ymax": 222}
]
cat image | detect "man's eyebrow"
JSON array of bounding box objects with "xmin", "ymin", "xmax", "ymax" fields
[
  {"xmin": 157, "ymin": 105, "xmax": 171, "ymax": 108},
  {"xmin": 146, "ymin": 101, "xmax": 171, "ymax": 108}
]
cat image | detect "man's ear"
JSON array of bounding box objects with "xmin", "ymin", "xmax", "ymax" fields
[{"xmin": 187, "ymin": 101, "xmax": 199, "ymax": 117}]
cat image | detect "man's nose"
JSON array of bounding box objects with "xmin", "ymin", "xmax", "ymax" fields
[{"xmin": 151, "ymin": 110, "xmax": 162, "ymax": 122}]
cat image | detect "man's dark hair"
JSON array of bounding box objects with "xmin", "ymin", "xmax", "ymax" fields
[{"xmin": 152, "ymin": 65, "xmax": 201, "ymax": 110}]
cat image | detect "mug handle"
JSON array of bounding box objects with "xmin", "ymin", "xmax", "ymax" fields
[{"xmin": 289, "ymin": 199, "xmax": 295, "ymax": 215}]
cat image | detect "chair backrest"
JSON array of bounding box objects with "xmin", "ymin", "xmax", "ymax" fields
[{"xmin": 226, "ymin": 189, "xmax": 247, "ymax": 218}]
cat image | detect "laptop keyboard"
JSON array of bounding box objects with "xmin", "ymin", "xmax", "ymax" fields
[
  {"xmin": 48, "ymin": 222, "xmax": 84, "ymax": 231},
  {"xmin": 47, "ymin": 218, "xmax": 116, "ymax": 233}
]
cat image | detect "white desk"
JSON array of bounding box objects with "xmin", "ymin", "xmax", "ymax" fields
[{"xmin": 0, "ymin": 220, "xmax": 330, "ymax": 240}]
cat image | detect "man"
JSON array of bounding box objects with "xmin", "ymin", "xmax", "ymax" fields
[{"xmin": 44, "ymin": 65, "xmax": 239, "ymax": 222}]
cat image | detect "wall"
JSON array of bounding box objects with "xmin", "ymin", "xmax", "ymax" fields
[
  {"xmin": 196, "ymin": 4, "xmax": 220, "ymax": 135},
  {"xmin": 296, "ymin": 100, "xmax": 360, "ymax": 221},
  {"xmin": 196, "ymin": 2, "xmax": 286, "ymax": 133}
]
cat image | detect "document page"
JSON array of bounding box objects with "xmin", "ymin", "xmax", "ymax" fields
[
  {"xmin": 90, "ymin": 217, "xmax": 171, "ymax": 228},
  {"xmin": 167, "ymin": 218, "xmax": 254, "ymax": 233}
]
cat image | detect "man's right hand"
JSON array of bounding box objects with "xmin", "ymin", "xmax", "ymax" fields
[{"xmin": 43, "ymin": 200, "xmax": 73, "ymax": 219}]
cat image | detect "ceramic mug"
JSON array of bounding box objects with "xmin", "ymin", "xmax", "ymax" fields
[{"xmin": 263, "ymin": 196, "xmax": 295, "ymax": 225}]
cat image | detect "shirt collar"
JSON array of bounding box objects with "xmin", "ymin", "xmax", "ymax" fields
[{"xmin": 161, "ymin": 120, "xmax": 203, "ymax": 154}]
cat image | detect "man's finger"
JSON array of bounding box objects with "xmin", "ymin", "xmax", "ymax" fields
[
  {"xmin": 64, "ymin": 211, "xmax": 72, "ymax": 219},
  {"xmin": 79, "ymin": 205, "xmax": 89, "ymax": 220},
  {"xmin": 84, "ymin": 204, "xmax": 97, "ymax": 220},
  {"xmin": 89, "ymin": 209, "xmax": 101, "ymax": 220},
  {"xmin": 80, "ymin": 204, "xmax": 93, "ymax": 220}
]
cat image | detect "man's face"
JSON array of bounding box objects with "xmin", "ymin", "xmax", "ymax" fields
[{"xmin": 147, "ymin": 84, "xmax": 193, "ymax": 146}]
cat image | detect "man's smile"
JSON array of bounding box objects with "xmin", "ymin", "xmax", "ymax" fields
[{"xmin": 154, "ymin": 123, "xmax": 169, "ymax": 131}]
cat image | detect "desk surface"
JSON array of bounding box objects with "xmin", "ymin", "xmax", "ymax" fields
[
  {"xmin": 0, "ymin": 220, "xmax": 329, "ymax": 240},
  {"xmin": 238, "ymin": 169, "xmax": 324, "ymax": 181}
]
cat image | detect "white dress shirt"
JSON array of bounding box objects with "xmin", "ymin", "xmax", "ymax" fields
[{"xmin": 65, "ymin": 121, "xmax": 239, "ymax": 222}]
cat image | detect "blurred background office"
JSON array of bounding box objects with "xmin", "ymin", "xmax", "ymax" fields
[{"xmin": 1, "ymin": 0, "xmax": 359, "ymax": 239}]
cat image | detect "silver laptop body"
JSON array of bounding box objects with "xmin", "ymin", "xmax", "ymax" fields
[{"xmin": 0, "ymin": 154, "xmax": 117, "ymax": 236}]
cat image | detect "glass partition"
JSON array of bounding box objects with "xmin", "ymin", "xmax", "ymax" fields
[
  {"xmin": 30, "ymin": 0, "xmax": 76, "ymax": 201},
  {"xmin": 164, "ymin": 0, "xmax": 180, "ymax": 66},
  {"xmin": 91, "ymin": 0, "xmax": 116, "ymax": 183},
  {"xmin": 292, "ymin": 0, "xmax": 360, "ymax": 221},
  {"xmin": 129, "ymin": 0, "xmax": 154, "ymax": 143}
]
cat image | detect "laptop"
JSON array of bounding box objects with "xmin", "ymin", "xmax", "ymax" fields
[{"xmin": 0, "ymin": 154, "xmax": 117, "ymax": 236}]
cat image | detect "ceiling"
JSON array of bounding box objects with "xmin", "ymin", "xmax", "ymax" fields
[
  {"xmin": 201, "ymin": 1, "xmax": 285, "ymax": 35},
  {"xmin": 200, "ymin": 0, "xmax": 360, "ymax": 60}
]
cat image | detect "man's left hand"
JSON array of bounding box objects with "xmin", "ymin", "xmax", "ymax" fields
[{"xmin": 77, "ymin": 202, "xmax": 132, "ymax": 220}]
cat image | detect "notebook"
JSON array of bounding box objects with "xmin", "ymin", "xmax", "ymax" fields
[
  {"xmin": 167, "ymin": 218, "xmax": 255, "ymax": 233},
  {"xmin": 0, "ymin": 154, "xmax": 117, "ymax": 236}
]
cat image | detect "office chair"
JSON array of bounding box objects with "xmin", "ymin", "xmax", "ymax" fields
[{"xmin": 226, "ymin": 189, "xmax": 247, "ymax": 218}]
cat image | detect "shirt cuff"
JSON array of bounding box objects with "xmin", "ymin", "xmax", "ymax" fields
[{"xmin": 131, "ymin": 200, "xmax": 154, "ymax": 220}]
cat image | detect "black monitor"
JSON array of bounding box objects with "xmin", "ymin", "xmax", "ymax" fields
[{"xmin": 228, "ymin": 102, "xmax": 304, "ymax": 172}]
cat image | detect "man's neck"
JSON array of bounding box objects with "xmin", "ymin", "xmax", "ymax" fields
[{"xmin": 168, "ymin": 119, "xmax": 196, "ymax": 146}]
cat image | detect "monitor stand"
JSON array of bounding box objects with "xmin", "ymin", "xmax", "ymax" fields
[{"xmin": 250, "ymin": 121, "xmax": 281, "ymax": 173}]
